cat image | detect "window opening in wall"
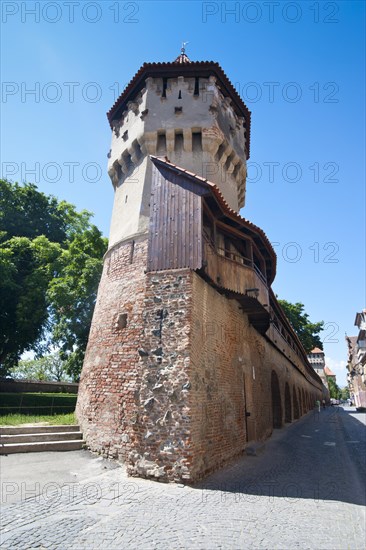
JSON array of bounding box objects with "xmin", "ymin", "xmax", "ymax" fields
[
  {"xmin": 157, "ymin": 132, "xmax": 167, "ymax": 154},
  {"xmin": 178, "ymin": 90, "xmax": 182, "ymax": 99},
  {"xmin": 194, "ymin": 77, "xmax": 199, "ymax": 96},
  {"xmin": 175, "ymin": 132, "xmax": 183, "ymax": 153},
  {"xmin": 162, "ymin": 78, "xmax": 167, "ymax": 98},
  {"xmin": 115, "ymin": 313, "xmax": 128, "ymax": 330},
  {"xmin": 192, "ymin": 131, "xmax": 202, "ymax": 152}
]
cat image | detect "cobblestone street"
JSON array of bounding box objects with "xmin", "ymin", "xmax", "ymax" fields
[{"xmin": 1, "ymin": 406, "xmax": 365, "ymax": 550}]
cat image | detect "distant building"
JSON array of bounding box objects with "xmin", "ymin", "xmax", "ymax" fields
[
  {"xmin": 346, "ymin": 310, "xmax": 366, "ymax": 410},
  {"xmin": 324, "ymin": 366, "xmax": 336, "ymax": 382},
  {"xmin": 307, "ymin": 348, "xmax": 329, "ymax": 389}
]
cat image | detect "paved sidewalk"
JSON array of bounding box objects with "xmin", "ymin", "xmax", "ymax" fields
[{"xmin": 1, "ymin": 406, "xmax": 365, "ymax": 549}]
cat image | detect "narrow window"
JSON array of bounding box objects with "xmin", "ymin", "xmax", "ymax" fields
[
  {"xmin": 162, "ymin": 78, "xmax": 167, "ymax": 98},
  {"xmin": 194, "ymin": 77, "xmax": 199, "ymax": 96},
  {"xmin": 178, "ymin": 90, "xmax": 182, "ymax": 99},
  {"xmin": 175, "ymin": 132, "xmax": 183, "ymax": 153},
  {"xmin": 115, "ymin": 313, "xmax": 128, "ymax": 330},
  {"xmin": 157, "ymin": 132, "xmax": 166, "ymax": 154},
  {"xmin": 192, "ymin": 131, "xmax": 202, "ymax": 152}
]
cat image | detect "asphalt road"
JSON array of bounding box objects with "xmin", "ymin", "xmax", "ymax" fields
[{"xmin": 1, "ymin": 405, "xmax": 365, "ymax": 549}]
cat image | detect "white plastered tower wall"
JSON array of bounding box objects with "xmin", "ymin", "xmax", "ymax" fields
[{"xmin": 107, "ymin": 73, "xmax": 248, "ymax": 248}]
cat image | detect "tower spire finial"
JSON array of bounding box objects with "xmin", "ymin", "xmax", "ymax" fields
[
  {"xmin": 174, "ymin": 42, "xmax": 191, "ymax": 64},
  {"xmin": 181, "ymin": 41, "xmax": 189, "ymax": 55}
]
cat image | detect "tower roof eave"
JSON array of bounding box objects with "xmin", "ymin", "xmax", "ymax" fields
[{"xmin": 107, "ymin": 61, "xmax": 252, "ymax": 158}]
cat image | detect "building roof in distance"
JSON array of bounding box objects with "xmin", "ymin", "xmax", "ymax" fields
[
  {"xmin": 309, "ymin": 347, "xmax": 324, "ymax": 354},
  {"xmin": 324, "ymin": 366, "xmax": 336, "ymax": 377}
]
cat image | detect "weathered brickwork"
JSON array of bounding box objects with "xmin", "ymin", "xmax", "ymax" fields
[
  {"xmin": 77, "ymin": 242, "xmax": 195, "ymax": 481},
  {"xmin": 187, "ymin": 273, "xmax": 322, "ymax": 480},
  {"xmin": 78, "ymin": 255, "xmax": 322, "ymax": 483},
  {"xmin": 76, "ymin": 237, "xmax": 148, "ymax": 462}
]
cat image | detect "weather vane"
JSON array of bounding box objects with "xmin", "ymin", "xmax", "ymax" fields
[{"xmin": 181, "ymin": 41, "xmax": 189, "ymax": 55}]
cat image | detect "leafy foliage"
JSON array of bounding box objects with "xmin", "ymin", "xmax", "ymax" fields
[
  {"xmin": 340, "ymin": 386, "xmax": 350, "ymax": 400},
  {"xmin": 277, "ymin": 299, "xmax": 324, "ymax": 353},
  {"xmin": 10, "ymin": 353, "xmax": 71, "ymax": 382},
  {"xmin": 48, "ymin": 227, "xmax": 107, "ymax": 380},
  {"xmin": 327, "ymin": 376, "xmax": 341, "ymax": 399},
  {"xmin": 0, "ymin": 179, "xmax": 107, "ymax": 380}
]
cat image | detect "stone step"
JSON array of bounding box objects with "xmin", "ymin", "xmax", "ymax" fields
[
  {"xmin": 0, "ymin": 425, "xmax": 80, "ymax": 435},
  {"xmin": 0, "ymin": 439, "xmax": 85, "ymax": 454},
  {"xmin": 0, "ymin": 431, "xmax": 83, "ymax": 444}
]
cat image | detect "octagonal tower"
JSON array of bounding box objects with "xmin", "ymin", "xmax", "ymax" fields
[{"xmin": 106, "ymin": 52, "xmax": 251, "ymax": 247}]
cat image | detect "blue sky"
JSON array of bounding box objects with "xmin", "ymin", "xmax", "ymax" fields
[{"xmin": 1, "ymin": 1, "xmax": 365, "ymax": 385}]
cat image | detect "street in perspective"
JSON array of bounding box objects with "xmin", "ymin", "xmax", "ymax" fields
[{"xmin": 1, "ymin": 404, "xmax": 365, "ymax": 549}]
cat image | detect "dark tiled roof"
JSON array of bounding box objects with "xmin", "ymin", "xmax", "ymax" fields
[{"xmin": 107, "ymin": 60, "xmax": 252, "ymax": 158}]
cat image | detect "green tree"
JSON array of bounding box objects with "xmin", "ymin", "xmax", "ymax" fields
[
  {"xmin": 327, "ymin": 376, "xmax": 341, "ymax": 399},
  {"xmin": 10, "ymin": 353, "xmax": 71, "ymax": 382},
  {"xmin": 48, "ymin": 226, "xmax": 107, "ymax": 380},
  {"xmin": 340, "ymin": 386, "xmax": 350, "ymax": 400},
  {"xmin": 0, "ymin": 179, "xmax": 107, "ymax": 379},
  {"xmin": 0, "ymin": 236, "xmax": 61, "ymax": 371},
  {"xmin": 277, "ymin": 299, "xmax": 324, "ymax": 353}
]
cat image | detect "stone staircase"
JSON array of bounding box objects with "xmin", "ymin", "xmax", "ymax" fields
[{"xmin": 0, "ymin": 425, "xmax": 85, "ymax": 454}]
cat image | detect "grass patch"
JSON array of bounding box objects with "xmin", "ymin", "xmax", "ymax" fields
[
  {"xmin": 0, "ymin": 412, "xmax": 77, "ymax": 426},
  {"xmin": 0, "ymin": 392, "xmax": 77, "ymax": 416}
]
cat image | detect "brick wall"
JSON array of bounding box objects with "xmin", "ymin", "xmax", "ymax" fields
[
  {"xmin": 188, "ymin": 272, "xmax": 322, "ymax": 480},
  {"xmin": 77, "ymin": 244, "xmax": 322, "ymax": 483},
  {"xmin": 76, "ymin": 237, "xmax": 148, "ymax": 461}
]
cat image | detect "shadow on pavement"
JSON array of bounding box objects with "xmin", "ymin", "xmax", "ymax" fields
[{"xmin": 196, "ymin": 407, "xmax": 366, "ymax": 507}]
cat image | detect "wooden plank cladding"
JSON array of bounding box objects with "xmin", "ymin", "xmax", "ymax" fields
[
  {"xmin": 148, "ymin": 161, "xmax": 203, "ymax": 272},
  {"xmin": 147, "ymin": 157, "xmax": 276, "ymax": 290},
  {"xmin": 203, "ymin": 239, "xmax": 269, "ymax": 308}
]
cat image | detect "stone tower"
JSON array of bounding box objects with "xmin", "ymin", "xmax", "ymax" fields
[
  {"xmin": 76, "ymin": 51, "xmax": 323, "ymax": 482},
  {"xmin": 106, "ymin": 51, "xmax": 250, "ymax": 248}
]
